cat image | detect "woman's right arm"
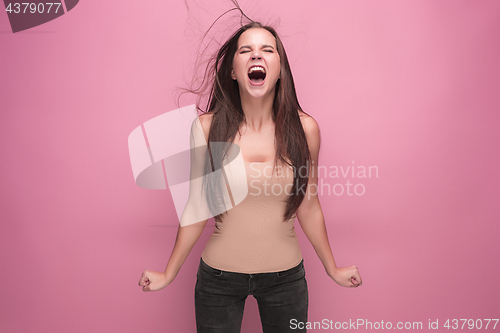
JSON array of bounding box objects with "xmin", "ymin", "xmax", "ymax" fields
[
  {"xmin": 138, "ymin": 113, "xmax": 213, "ymax": 292},
  {"xmin": 138, "ymin": 219, "xmax": 208, "ymax": 291}
]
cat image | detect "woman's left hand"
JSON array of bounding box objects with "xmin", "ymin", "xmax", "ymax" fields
[{"xmin": 330, "ymin": 266, "xmax": 362, "ymax": 288}]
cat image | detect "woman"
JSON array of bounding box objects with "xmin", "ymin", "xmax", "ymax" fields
[{"xmin": 138, "ymin": 21, "xmax": 362, "ymax": 332}]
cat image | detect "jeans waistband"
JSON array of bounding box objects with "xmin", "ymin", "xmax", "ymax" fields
[{"xmin": 199, "ymin": 257, "xmax": 304, "ymax": 276}]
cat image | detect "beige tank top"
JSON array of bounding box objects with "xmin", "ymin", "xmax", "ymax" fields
[{"xmin": 201, "ymin": 159, "xmax": 303, "ymax": 273}]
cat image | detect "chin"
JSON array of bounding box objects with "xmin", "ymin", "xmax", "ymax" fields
[
  {"xmin": 246, "ymin": 85, "xmax": 276, "ymax": 98},
  {"xmin": 248, "ymin": 90, "xmax": 273, "ymax": 100}
]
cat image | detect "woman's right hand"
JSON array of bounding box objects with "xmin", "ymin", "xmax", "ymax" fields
[{"xmin": 138, "ymin": 269, "xmax": 173, "ymax": 292}]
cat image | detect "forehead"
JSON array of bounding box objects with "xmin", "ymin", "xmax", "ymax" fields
[{"xmin": 237, "ymin": 28, "xmax": 277, "ymax": 48}]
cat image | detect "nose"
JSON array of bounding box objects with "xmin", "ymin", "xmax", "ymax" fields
[{"xmin": 251, "ymin": 49, "xmax": 262, "ymax": 60}]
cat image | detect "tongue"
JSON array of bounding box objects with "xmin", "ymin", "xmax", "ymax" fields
[{"xmin": 250, "ymin": 78, "xmax": 264, "ymax": 84}]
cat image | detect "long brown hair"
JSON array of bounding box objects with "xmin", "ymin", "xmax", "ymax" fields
[{"xmin": 179, "ymin": 16, "xmax": 311, "ymax": 222}]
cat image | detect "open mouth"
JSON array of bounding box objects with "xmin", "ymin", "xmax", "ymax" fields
[{"xmin": 248, "ymin": 66, "xmax": 266, "ymax": 85}]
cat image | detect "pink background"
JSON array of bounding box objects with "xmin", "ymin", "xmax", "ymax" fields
[{"xmin": 1, "ymin": 0, "xmax": 499, "ymax": 332}]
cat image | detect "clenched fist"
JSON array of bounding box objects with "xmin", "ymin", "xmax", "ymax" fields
[
  {"xmin": 138, "ymin": 269, "xmax": 172, "ymax": 292},
  {"xmin": 330, "ymin": 266, "xmax": 363, "ymax": 288}
]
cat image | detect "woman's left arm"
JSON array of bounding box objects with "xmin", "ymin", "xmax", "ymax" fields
[{"xmin": 296, "ymin": 115, "xmax": 362, "ymax": 288}]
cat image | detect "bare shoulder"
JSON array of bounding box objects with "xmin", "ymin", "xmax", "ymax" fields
[
  {"xmin": 197, "ymin": 112, "xmax": 214, "ymax": 142},
  {"xmin": 298, "ymin": 110, "xmax": 320, "ymax": 139}
]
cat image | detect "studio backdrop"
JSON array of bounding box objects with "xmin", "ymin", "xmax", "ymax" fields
[{"xmin": 1, "ymin": 0, "xmax": 499, "ymax": 332}]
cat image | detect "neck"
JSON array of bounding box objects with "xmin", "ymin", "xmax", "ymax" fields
[{"xmin": 239, "ymin": 89, "xmax": 275, "ymax": 131}]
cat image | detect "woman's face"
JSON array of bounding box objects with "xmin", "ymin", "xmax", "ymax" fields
[{"xmin": 232, "ymin": 28, "xmax": 281, "ymax": 100}]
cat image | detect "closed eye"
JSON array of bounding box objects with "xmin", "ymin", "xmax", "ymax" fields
[{"xmin": 239, "ymin": 50, "xmax": 273, "ymax": 53}]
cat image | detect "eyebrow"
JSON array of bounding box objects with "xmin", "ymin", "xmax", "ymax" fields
[{"xmin": 238, "ymin": 44, "xmax": 275, "ymax": 51}]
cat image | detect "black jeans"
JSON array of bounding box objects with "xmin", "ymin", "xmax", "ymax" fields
[{"xmin": 195, "ymin": 257, "xmax": 308, "ymax": 333}]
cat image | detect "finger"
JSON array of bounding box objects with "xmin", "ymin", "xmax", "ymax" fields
[
  {"xmin": 354, "ymin": 273, "xmax": 362, "ymax": 286},
  {"xmin": 139, "ymin": 277, "xmax": 150, "ymax": 287},
  {"xmin": 350, "ymin": 276, "xmax": 361, "ymax": 287}
]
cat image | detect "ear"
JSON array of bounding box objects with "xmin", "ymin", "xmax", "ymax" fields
[{"xmin": 231, "ymin": 69, "xmax": 236, "ymax": 80}]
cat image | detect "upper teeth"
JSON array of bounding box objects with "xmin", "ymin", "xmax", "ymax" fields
[{"xmin": 249, "ymin": 66, "xmax": 265, "ymax": 73}]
